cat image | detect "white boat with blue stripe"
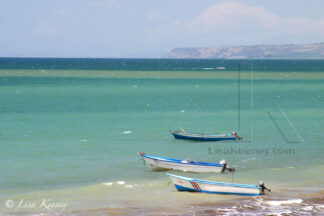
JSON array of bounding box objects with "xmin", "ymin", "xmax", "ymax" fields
[
  {"xmin": 167, "ymin": 174, "xmax": 271, "ymax": 196},
  {"xmin": 138, "ymin": 152, "xmax": 234, "ymax": 173}
]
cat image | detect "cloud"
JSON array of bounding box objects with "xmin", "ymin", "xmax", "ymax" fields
[
  {"xmin": 34, "ymin": 21, "xmax": 59, "ymax": 35},
  {"xmin": 191, "ymin": 1, "xmax": 280, "ymax": 31},
  {"xmin": 146, "ymin": 1, "xmax": 324, "ymax": 47}
]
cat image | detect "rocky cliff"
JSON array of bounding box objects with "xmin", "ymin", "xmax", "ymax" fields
[{"xmin": 163, "ymin": 43, "xmax": 324, "ymax": 59}]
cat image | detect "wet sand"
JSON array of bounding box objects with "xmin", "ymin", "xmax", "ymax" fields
[{"xmin": 70, "ymin": 190, "xmax": 324, "ymax": 216}]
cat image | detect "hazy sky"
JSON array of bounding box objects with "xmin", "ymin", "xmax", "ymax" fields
[{"xmin": 1, "ymin": 0, "xmax": 324, "ymax": 58}]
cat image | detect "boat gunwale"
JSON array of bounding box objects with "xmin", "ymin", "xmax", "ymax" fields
[
  {"xmin": 142, "ymin": 155, "xmax": 223, "ymax": 167},
  {"xmin": 167, "ymin": 173, "xmax": 261, "ymax": 189},
  {"xmin": 170, "ymin": 130, "xmax": 236, "ymax": 138}
]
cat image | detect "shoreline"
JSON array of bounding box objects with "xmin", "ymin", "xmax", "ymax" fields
[
  {"xmin": 69, "ymin": 189, "xmax": 324, "ymax": 215},
  {"xmin": 1, "ymin": 176, "xmax": 323, "ymax": 215}
]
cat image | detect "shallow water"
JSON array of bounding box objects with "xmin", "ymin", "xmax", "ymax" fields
[{"xmin": 0, "ymin": 58, "xmax": 323, "ymax": 215}]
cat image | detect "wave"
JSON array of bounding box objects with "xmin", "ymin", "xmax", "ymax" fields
[
  {"xmin": 102, "ymin": 181, "xmax": 134, "ymax": 189},
  {"xmin": 265, "ymin": 199, "xmax": 303, "ymax": 206}
]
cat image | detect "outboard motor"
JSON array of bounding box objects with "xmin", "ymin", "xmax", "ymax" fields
[
  {"xmin": 259, "ymin": 180, "xmax": 271, "ymax": 193},
  {"xmin": 219, "ymin": 159, "xmax": 235, "ymax": 172},
  {"xmin": 137, "ymin": 152, "xmax": 145, "ymax": 156},
  {"xmin": 137, "ymin": 152, "xmax": 146, "ymax": 165},
  {"xmin": 232, "ymin": 131, "xmax": 243, "ymax": 140}
]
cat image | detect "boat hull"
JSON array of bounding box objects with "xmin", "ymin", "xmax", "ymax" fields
[
  {"xmin": 167, "ymin": 174, "xmax": 262, "ymax": 196},
  {"xmin": 171, "ymin": 131, "xmax": 237, "ymax": 141},
  {"xmin": 142, "ymin": 157, "xmax": 223, "ymax": 173}
]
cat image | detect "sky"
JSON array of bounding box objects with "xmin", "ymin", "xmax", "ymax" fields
[{"xmin": 1, "ymin": 0, "xmax": 324, "ymax": 58}]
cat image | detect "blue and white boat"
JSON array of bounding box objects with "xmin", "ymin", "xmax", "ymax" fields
[
  {"xmin": 167, "ymin": 174, "xmax": 271, "ymax": 196},
  {"xmin": 138, "ymin": 152, "xmax": 234, "ymax": 173},
  {"xmin": 170, "ymin": 129, "xmax": 242, "ymax": 141}
]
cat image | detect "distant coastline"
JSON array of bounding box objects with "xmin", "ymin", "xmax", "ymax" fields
[{"xmin": 163, "ymin": 42, "xmax": 324, "ymax": 59}]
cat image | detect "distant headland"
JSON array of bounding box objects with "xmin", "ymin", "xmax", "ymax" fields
[{"xmin": 163, "ymin": 42, "xmax": 324, "ymax": 59}]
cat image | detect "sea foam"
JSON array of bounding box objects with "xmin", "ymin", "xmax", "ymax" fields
[
  {"xmin": 102, "ymin": 182, "xmax": 113, "ymax": 186},
  {"xmin": 265, "ymin": 199, "xmax": 303, "ymax": 206}
]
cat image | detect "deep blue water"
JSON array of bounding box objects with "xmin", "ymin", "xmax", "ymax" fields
[{"xmin": 1, "ymin": 57, "xmax": 324, "ymax": 72}]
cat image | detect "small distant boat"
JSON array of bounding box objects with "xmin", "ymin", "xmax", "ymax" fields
[
  {"xmin": 138, "ymin": 152, "xmax": 234, "ymax": 173},
  {"xmin": 167, "ymin": 174, "xmax": 271, "ymax": 196},
  {"xmin": 170, "ymin": 128, "xmax": 242, "ymax": 141}
]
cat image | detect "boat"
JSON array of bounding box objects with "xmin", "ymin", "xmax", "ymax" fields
[
  {"xmin": 138, "ymin": 152, "xmax": 234, "ymax": 173},
  {"xmin": 167, "ymin": 173, "xmax": 271, "ymax": 196},
  {"xmin": 170, "ymin": 128, "xmax": 242, "ymax": 141}
]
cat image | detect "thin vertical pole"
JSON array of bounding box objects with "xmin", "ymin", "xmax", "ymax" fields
[{"xmin": 237, "ymin": 63, "xmax": 241, "ymax": 131}]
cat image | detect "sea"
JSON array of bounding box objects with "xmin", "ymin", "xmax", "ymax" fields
[{"xmin": 0, "ymin": 58, "xmax": 323, "ymax": 215}]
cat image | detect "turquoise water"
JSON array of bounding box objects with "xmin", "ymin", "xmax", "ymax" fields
[{"xmin": 0, "ymin": 59, "xmax": 323, "ymax": 214}]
